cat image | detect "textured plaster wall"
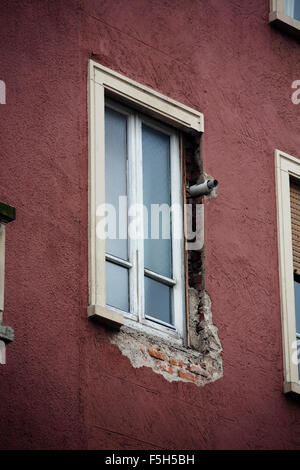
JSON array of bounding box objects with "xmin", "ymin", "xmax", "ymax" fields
[
  {"xmin": 0, "ymin": 0, "xmax": 85, "ymax": 449},
  {"xmin": 0, "ymin": 0, "xmax": 300, "ymax": 450}
]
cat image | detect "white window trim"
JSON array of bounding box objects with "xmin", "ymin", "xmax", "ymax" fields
[
  {"xmin": 87, "ymin": 60, "xmax": 204, "ymax": 341},
  {"xmin": 269, "ymin": 0, "xmax": 300, "ymax": 34},
  {"xmin": 275, "ymin": 149, "xmax": 300, "ymax": 395}
]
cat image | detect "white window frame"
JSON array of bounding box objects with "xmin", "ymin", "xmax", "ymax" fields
[
  {"xmin": 270, "ymin": 0, "xmax": 300, "ymax": 35},
  {"xmin": 87, "ymin": 60, "xmax": 204, "ymax": 342},
  {"xmin": 275, "ymin": 149, "xmax": 300, "ymax": 395},
  {"xmin": 105, "ymin": 99, "xmax": 184, "ymax": 339}
]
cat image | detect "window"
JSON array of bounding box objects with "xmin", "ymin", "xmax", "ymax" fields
[
  {"xmin": 0, "ymin": 201, "xmax": 16, "ymax": 362},
  {"xmin": 275, "ymin": 150, "xmax": 300, "ymax": 395},
  {"xmin": 0, "ymin": 201, "xmax": 16, "ymax": 325},
  {"xmin": 289, "ymin": 181, "xmax": 300, "ymax": 382},
  {"xmin": 104, "ymin": 100, "xmax": 183, "ymax": 336},
  {"xmin": 270, "ymin": 0, "xmax": 300, "ymax": 36},
  {"xmin": 88, "ymin": 61, "xmax": 203, "ymax": 341}
]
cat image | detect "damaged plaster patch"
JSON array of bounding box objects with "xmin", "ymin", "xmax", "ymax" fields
[
  {"xmin": 109, "ymin": 288, "xmax": 222, "ymax": 386},
  {"xmin": 189, "ymin": 288, "xmax": 222, "ymax": 358}
]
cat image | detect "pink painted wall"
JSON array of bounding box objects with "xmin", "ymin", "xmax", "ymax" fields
[{"xmin": 0, "ymin": 0, "xmax": 299, "ymax": 449}]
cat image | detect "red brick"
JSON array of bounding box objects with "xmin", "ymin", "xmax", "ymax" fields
[
  {"xmin": 169, "ymin": 358, "xmax": 185, "ymax": 367},
  {"xmin": 177, "ymin": 369, "xmax": 196, "ymax": 382},
  {"xmin": 156, "ymin": 362, "xmax": 174, "ymax": 374},
  {"xmin": 148, "ymin": 348, "xmax": 168, "ymax": 362},
  {"xmin": 187, "ymin": 363, "xmax": 208, "ymax": 377}
]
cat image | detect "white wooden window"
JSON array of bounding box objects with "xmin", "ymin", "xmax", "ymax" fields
[
  {"xmin": 0, "ymin": 201, "xmax": 16, "ymax": 355},
  {"xmin": 275, "ymin": 149, "xmax": 300, "ymax": 395},
  {"xmin": 104, "ymin": 99, "xmax": 184, "ymax": 338},
  {"xmin": 87, "ymin": 61, "xmax": 204, "ymax": 342},
  {"xmin": 270, "ymin": 0, "xmax": 300, "ymax": 34}
]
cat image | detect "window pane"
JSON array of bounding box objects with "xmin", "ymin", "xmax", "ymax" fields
[
  {"xmin": 285, "ymin": 0, "xmax": 300, "ymax": 20},
  {"xmin": 105, "ymin": 107, "xmax": 128, "ymax": 260},
  {"xmin": 145, "ymin": 276, "xmax": 172, "ymax": 325},
  {"xmin": 294, "ymin": 277, "xmax": 300, "ymax": 333},
  {"xmin": 106, "ymin": 261, "xmax": 129, "ymax": 312},
  {"xmin": 142, "ymin": 124, "xmax": 172, "ymax": 278},
  {"xmin": 295, "ymin": 0, "xmax": 300, "ymax": 20},
  {"xmin": 297, "ymin": 341, "xmax": 300, "ymax": 381},
  {"xmin": 285, "ymin": 0, "xmax": 294, "ymax": 16}
]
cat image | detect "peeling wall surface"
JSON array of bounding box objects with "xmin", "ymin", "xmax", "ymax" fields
[{"xmin": 0, "ymin": 0, "xmax": 300, "ymax": 450}]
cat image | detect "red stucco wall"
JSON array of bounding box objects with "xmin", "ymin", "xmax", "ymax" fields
[{"xmin": 0, "ymin": 0, "xmax": 299, "ymax": 449}]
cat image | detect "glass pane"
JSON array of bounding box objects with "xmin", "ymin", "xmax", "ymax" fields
[
  {"xmin": 145, "ymin": 276, "xmax": 172, "ymax": 325},
  {"xmin": 142, "ymin": 124, "xmax": 172, "ymax": 278},
  {"xmin": 105, "ymin": 107, "xmax": 128, "ymax": 260},
  {"xmin": 294, "ymin": 277, "xmax": 300, "ymax": 333},
  {"xmin": 285, "ymin": 0, "xmax": 293, "ymax": 16},
  {"xmin": 298, "ymin": 341, "xmax": 300, "ymax": 381},
  {"xmin": 295, "ymin": 0, "xmax": 300, "ymax": 21},
  {"xmin": 106, "ymin": 261, "xmax": 129, "ymax": 312},
  {"xmin": 285, "ymin": 0, "xmax": 300, "ymax": 20}
]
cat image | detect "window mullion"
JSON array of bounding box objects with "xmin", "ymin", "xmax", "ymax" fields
[
  {"xmin": 170, "ymin": 133, "xmax": 185, "ymax": 338},
  {"xmin": 135, "ymin": 114, "xmax": 145, "ymax": 323},
  {"xmin": 128, "ymin": 113, "xmax": 138, "ymax": 318}
]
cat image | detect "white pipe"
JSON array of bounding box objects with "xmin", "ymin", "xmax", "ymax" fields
[{"xmin": 188, "ymin": 179, "xmax": 218, "ymax": 197}]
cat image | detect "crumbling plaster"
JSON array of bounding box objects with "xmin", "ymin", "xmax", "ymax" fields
[{"xmin": 110, "ymin": 287, "xmax": 223, "ymax": 386}]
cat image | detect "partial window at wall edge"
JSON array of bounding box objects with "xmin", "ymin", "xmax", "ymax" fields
[{"xmin": 270, "ymin": 0, "xmax": 300, "ymax": 38}]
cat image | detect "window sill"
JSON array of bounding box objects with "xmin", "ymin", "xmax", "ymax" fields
[
  {"xmin": 124, "ymin": 316, "xmax": 183, "ymax": 345},
  {"xmin": 0, "ymin": 201, "xmax": 16, "ymax": 224},
  {"xmin": 0, "ymin": 324, "xmax": 14, "ymax": 343},
  {"xmin": 284, "ymin": 381, "xmax": 300, "ymax": 396},
  {"xmin": 269, "ymin": 11, "xmax": 300, "ymax": 39},
  {"xmin": 88, "ymin": 304, "xmax": 183, "ymax": 343},
  {"xmin": 87, "ymin": 305, "xmax": 124, "ymax": 329}
]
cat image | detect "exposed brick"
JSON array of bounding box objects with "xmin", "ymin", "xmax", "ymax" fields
[
  {"xmin": 187, "ymin": 363, "xmax": 208, "ymax": 377},
  {"xmin": 177, "ymin": 369, "xmax": 196, "ymax": 382},
  {"xmin": 148, "ymin": 348, "xmax": 168, "ymax": 362},
  {"xmin": 110, "ymin": 288, "xmax": 223, "ymax": 387},
  {"xmin": 156, "ymin": 362, "xmax": 174, "ymax": 374},
  {"xmin": 169, "ymin": 358, "xmax": 185, "ymax": 367}
]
